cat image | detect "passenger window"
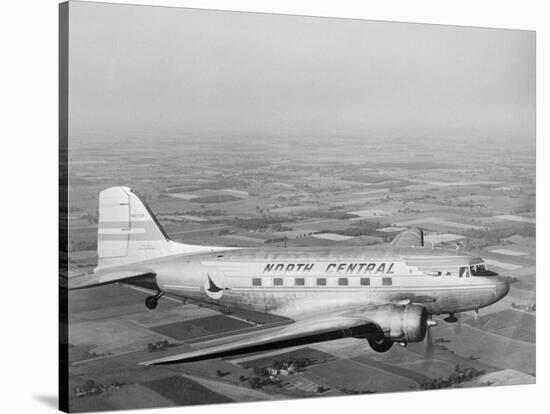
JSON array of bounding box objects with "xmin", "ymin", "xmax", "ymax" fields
[
  {"xmin": 382, "ymin": 277, "xmax": 392, "ymax": 286},
  {"xmin": 338, "ymin": 278, "xmax": 348, "ymax": 286},
  {"xmin": 317, "ymin": 278, "xmax": 326, "ymax": 286},
  {"xmin": 252, "ymin": 278, "xmax": 262, "ymax": 286},
  {"xmin": 273, "ymin": 278, "xmax": 283, "ymax": 286},
  {"xmin": 360, "ymin": 277, "xmax": 370, "ymax": 286},
  {"xmin": 295, "ymin": 278, "xmax": 305, "ymax": 286}
]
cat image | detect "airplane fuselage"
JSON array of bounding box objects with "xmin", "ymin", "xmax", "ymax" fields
[{"xmin": 149, "ymin": 245, "xmax": 509, "ymax": 319}]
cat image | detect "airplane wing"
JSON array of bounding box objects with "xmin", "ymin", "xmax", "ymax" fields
[
  {"xmin": 66, "ymin": 267, "xmax": 155, "ymax": 290},
  {"xmin": 140, "ymin": 312, "xmax": 380, "ymax": 366},
  {"xmin": 388, "ymin": 227, "xmax": 424, "ymax": 248}
]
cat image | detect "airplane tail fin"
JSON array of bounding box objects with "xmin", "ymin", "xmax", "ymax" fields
[
  {"xmin": 95, "ymin": 187, "xmax": 171, "ymax": 270},
  {"xmin": 388, "ymin": 227, "xmax": 425, "ymax": 248}
]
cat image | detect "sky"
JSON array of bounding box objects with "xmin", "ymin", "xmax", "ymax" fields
[{"xmin": 68, "ymin": 1, "xmax": 535, "ymax": 142}]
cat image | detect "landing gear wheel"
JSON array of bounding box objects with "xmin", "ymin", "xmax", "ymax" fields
[
  {"xmin": 444, "ymin": 313, "xmax": 458, "ymax": 323},
  {"xmin": 368, "ymin": 337, "xmax": 394, "ymax": 353},
  {"xmin": 145, "ymin": 291, "xmax": 165, "ymax": 310},
  {"xmin": 145, "ymin": 296, "xmax": 158, "ymax": 310}
]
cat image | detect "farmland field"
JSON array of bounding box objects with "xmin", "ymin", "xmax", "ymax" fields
[{"xmin": 66, "ymin": 132, "xmax": 535, "ymax": 409}]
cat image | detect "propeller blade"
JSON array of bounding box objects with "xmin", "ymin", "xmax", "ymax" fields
[
  {"xmin": 424, "ymin": 325, "xmax": 434, "ymax": 359},
  {"xmin": 453, "ymin": 313, "xmax": 462, "ymax": 335}
]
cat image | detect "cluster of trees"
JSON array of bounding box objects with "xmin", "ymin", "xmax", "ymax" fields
[
  {"xmin": 420, "ymin": 365, "xmax": 485, "ymax": 390},
  {"xmin": 299, "ymin": 210, "xmax": 359, "ymax": 220},
  {"xmin": 453, "ymin": 200, "xmax": 487, "ymax": 208},
  {"xmin": 264, "ymin": 236, "xmax": 288, "ymax": 244},
  {"xmin": 238, "ymin": 374, "xmax": 281, "ymax": 389},
  {"xmin": 228, "ymin": 216, "xmax": 296, "ymax": 231},
  {"xmin": 511, "ymin": 302, "xmax": 536, "ymax": 312},
  {"xmin": 270, "ymin": 357, "xmax": 312, "ymax": 371},
  {"xmin": 432, "ymin": 337, "xmax": 452, "ymax": 351},
  {"xmin": 146, "ymin": 340, "xmax": 170, "ymax": 352},
  {"xmin": 340, "ymin": 388, "xmax": 375, "ymax": 395},
  {"xmin": 318, "ymin": 220, "xmax": 385, "ymax": 239},
  {"xmin": 465, "ymin": 226, "xmax": 535, "ymax": 245},
  {"xmin": 294, "ymin": 183, "xmax": 345, "ymax": 194},
  {"xmin": 74, "ymin": 380, "xmax": 123, "ymax": 397},
  {"xmin": 397, "ymin": 207, "xmax": 421, "ymax": 214},
  {"xmin": 174, "ymin": 209, "xmax": 225, "ymax": 217},
  {"xmin": 270, "ymin": 223, "xmax": 293, "ymax": 232},
  {"xmin": 401, "ymin": 194, "xmax": 436, "ymax": 203},
  {"xmin": 239, "ymin": 357, "xmax": 316, "ymax": 389}
]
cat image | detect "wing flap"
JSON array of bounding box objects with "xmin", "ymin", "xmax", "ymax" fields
[{"xmin": 141, "ymin": 314, "xmax": 378, "ymax": 366}]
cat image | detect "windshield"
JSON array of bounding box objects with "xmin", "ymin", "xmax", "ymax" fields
[
  {"xmin": 459, "ymin": 264, "xmax": 498, "ymax": 277},
  {"xmin": 470, "ymin": 264, "xmax": 498, "ymax": 276}
]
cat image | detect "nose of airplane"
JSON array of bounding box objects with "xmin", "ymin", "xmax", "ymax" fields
[{"xmin": 495, "ymin": 276, "xmax": 510, "ymax": 300}]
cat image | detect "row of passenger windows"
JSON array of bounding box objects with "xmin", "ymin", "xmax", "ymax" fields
[{"xmin": 251, "ymin": 277, "xmax": 393, "ymax": 287}]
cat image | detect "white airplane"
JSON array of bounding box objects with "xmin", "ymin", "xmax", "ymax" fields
[{"xmin": 69, "ymin": 187, "xmax": 510, "ymax": 365}]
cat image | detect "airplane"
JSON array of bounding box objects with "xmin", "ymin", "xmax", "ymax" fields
[{"xmin": 69, "ymin": 186, "xmax": 510, "ymax": 366}]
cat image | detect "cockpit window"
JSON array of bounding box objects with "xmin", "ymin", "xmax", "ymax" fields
[{"xmin": 470, "ymin": 264, "xmax": 498, "ymax": 276}]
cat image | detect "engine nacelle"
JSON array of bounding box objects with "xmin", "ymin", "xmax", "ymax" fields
[{"xmin": 362, "ymin": 304, "xmax": 429, "ymax": 343}]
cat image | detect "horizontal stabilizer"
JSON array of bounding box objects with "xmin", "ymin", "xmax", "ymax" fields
[{"xmin": 67, "ymin": 267, "xmax": 155, "ymax": 290}]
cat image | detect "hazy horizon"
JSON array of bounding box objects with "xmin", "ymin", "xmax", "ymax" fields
[{"xmin": 68, "ymin": 2, "xmax": 535, "ymax": 144}]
